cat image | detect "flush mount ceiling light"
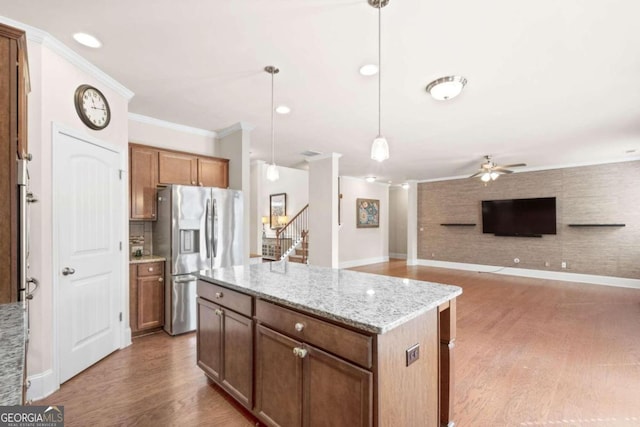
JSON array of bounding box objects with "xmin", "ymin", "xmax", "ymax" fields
[
  {"xmin": 426, "ymin": 76, "xmax": 467, "ymax": 101},
  {"xmin": 265, "ymin": 66, "xmax": 280, "ymax": 182},
  {"xmin": 72, "ymin": 32, "xmax": 102, "ymax": 48},
  {"xmin": 275, "ymin": 105, "xmax": 291, "ymax": 115},
  {"xmin": 369, "ymin": 0, "xmax": 390, "ymax": 162},
  {"xmin": 365, "ymin": 176, "xmax": 376, "ymax": 183},
  {"xmin": 359, "ymin": 64, "xmax": 378, "ymax": 76}
]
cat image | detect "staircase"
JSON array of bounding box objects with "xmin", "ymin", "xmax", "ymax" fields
[{"xmin": 275, "ymin": 205, "xmax": 309, "ymax": 264}]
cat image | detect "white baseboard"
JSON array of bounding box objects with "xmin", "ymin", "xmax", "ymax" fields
[
  {"xmin": 26, "ymin": 369, "xmax": 58, "ymax": 402},
  {"xmin": 389, "ymin": 253, "xmax": 407, "ymax": 259},
  {"xmin": 416, "ymin": 259, "xmax": 640, "ymax": 289},
  {"xmin": 340, "ymin": 256, "xmax": 390, "ymax": 269},
  {"xmin": 122, "ymin": 327, "xmax": 132, "ymax": 349}
]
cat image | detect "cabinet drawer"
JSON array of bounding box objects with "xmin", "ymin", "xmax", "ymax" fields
[
  {"xmin": 197, "ymin": 281, "xmax": 252, "ymax": 317},
  {"xmin": 137, "ymin": 262, "xmax": 164, "ymax": 277},
  {"xmin": 255, "ymin": 300, "xmax": 372, "ymax": 369}
]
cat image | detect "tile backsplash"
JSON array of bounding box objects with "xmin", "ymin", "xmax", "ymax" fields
[{"xmin": 129, "ymin": 221, "xmax": 154, "ymax": 256}]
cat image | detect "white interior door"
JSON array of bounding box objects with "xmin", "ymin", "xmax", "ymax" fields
[{"xmin": 54, "ymin": 129, "xmax": 121, "ymax": 384}]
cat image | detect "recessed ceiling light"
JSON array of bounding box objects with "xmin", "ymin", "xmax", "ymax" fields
[
  {"xmin": 426, "ymin": 75, "xmax": 467, "ymax": 100},
  {"xmin": 275, "ymin": 105, "xmax": 291, "ymax": 114},
  {"xmin": 365, "ymin": 176, "xmax": 376, "ymax": 183},
  {"xmin": 73, "ymin": 32, "xmax": 102, "ymax": 48},
  {"xmin": 359, "ymin": 64, "xmax": 378, "ymax": 76}
]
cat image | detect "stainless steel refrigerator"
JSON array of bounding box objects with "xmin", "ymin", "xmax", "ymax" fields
[{"xmin": 153, "ymin": 185, "xmax": 243, "ymax": 335}]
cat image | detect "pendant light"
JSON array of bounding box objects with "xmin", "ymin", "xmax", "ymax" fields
[
  {"xmin": 370, "ymin": 0, "xmax": 389, "ymax": 162},
  {"xmin": 265, "ymin": 65, "xmax": 280, "ymax": 181}
]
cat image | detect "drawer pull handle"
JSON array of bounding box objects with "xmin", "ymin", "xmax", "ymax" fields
[
  {"xmin": 294, "ymin": 322, "xmax": 304, "ymax": 332},
  {"xmin": 215, "ymin": 292, "xmax": 223, "ymax": 299},
  {"xmin": 293, "ymin": 347, "xmax": 308, "ymax": 358},
  {"xmin": 214, "ymin": 309, "xmax": 223, "ymax": 316}
]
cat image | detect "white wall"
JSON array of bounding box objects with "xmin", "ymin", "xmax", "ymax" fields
[
  {"xmin": 338, "ymin": 176, "xmax": 389, "ymax": 268},
  {"xmin": 128, "ymin": 114, "xmax": 217, "ymax": 156},
  {"xmin": 18, "ymin": 31, "xmax": 131, "ymax": 400},
  {"xmin": 389, "ymin": 186, "xmax": 408, "ymax": 258},
  {"xmin": 252, "ymin": 162, "xmax": 309, "ymax": 242}
]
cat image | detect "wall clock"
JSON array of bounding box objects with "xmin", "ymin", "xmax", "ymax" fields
[{"xmin": 74, "ymin": 84, "xmax": 111, "ymax": 130}]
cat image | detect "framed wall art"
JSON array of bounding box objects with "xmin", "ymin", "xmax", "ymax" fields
[
  {"xmin": 270, "ymin": 193, "xmax": 287, "ymax": 229},
  {"xmin": 356, "ymin": 198, "xmax": 379, "ymax": 228}
]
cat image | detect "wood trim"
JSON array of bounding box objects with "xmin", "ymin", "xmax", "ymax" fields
[
  {"xmin": 0, "ymin": 23, "xmax": 25, "ymax": 40},
  {"xmin": 439, "ymin": 298, "xmax": 456, "ymax": 427}
]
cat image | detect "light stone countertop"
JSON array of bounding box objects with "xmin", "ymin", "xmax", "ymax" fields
[
  {"xmin": 129, "ymin": 255, "xmax": 166, "ymax": 264},
  {"xmin": 0, "ymin": 302, "xmax": 26, "ymax": 405},
  {"xmin": 198, "ymin": 262, "xmax": 462, "ymax": 334}
]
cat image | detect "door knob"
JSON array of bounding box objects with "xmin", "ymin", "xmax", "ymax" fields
[{"xmin": 62, "ymin": 267, "xmax": 76, "ymax": 276}]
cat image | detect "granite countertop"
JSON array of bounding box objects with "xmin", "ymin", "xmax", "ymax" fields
[
  {"xmin": 0, "ymin": 302, "xmax": 26, "ymax": 406},
  {"xmin": 198, "ymin": 262, "xmax": 462, "ymax": 334},
  {"xmin": 129, "ymin": 255, "xmax": 166, "ymax": 264}
]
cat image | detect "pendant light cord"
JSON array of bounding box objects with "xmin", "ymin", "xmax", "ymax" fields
[
  {"xmin": 271, "ymin": 71, "xmax": 275, "ymax": 164},
  {"xmin": 378, "ymin": 1, "xmax": 382, "ymax": 137}
]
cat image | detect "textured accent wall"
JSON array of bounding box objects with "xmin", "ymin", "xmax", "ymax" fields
[{"xmin": 418, "ymin": 161, "xmax": 640, "ymax": 279}]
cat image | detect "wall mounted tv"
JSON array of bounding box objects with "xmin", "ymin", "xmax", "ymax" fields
[{"xmin": 482, "ymin": 197, "xmax": 557, "ymax": 237}]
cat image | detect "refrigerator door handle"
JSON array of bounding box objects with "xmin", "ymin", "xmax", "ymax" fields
[
  {"xmin": 212, "ymin": 198, "xmax": 218, "ymax": 258},
  {"xmin": 205, "ymin": 199, "xmax": 211, "ymax": 259}
]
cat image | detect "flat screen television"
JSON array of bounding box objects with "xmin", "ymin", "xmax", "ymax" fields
[{"xmin": 482, "ymin": 197, "xmax": 556, "ymax": 236}]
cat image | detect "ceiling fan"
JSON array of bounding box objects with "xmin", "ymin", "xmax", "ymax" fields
[{"xmin": 470, "ymin": 155, "xmax": 527, "ymax": 182}]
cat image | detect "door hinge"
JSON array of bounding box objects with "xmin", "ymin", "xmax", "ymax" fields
[
  {"xmin": 119, "ymin": 241, "xmax": 123, "ymax": 251},
  {"xmin": 119, "ymin": 312, "xmax": 123, "ymax": 322},
  {"xmin": 119, "ymin": 169, "xmax": 124, "ymax": 180}
]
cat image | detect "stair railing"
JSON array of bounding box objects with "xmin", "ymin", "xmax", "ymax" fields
[{"xmin": 276, "ymin": 204, "xmax": 308, "ymax": 260}]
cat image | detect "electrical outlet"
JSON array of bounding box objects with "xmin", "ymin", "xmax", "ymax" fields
[
  {"xmin": 561, "ymin": 261, "xmax": 567, "ymax": 269},
  {"xmin": 406, "ymin": 344, "xmax": 420, "ymax": 367}
]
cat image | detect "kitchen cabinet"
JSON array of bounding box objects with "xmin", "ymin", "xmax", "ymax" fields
[
  {"xmin": 197, "ymin": 282, "xmax": 253, "ymax": 409},
  {"xmin": 254, "ymin": 302, "xmax": 372, "ymax": 427},
  {"xmin": 158, "ymin": 150, "xmax": 197, "ymax": 186},
  {"xmin": 0, "ymin": 23, "xmax": 29, "ymax": 303},
  {"xmin": 129, "ymin": 261, "xmax": 164, "ymax": 336},
  {"xmin": 129, "ymin": 143, "xmax": 229, "ymax": 220},
  {"xmin": 129, "ymin": 145, "xmax": 158, "ymax": 220}
]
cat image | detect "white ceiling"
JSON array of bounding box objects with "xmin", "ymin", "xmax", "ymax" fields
[{"xmin": 2, "ymin": 0, "xmax": 640, "ymax": 183}]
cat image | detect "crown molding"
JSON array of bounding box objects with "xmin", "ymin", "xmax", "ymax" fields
[
  {"xmin": 216, "ymin": 122, "xmax": 255, "ymax": 139},
  {"xmin": 128, "ymin": 113, "xmax": 216, "ymax": 138},
  {"xmin": 0, "ymin": 15, "xmax": 134, "ymax": 101},
  {"xmin": 339, "ymin": 175, "xmax": 390, "ymax": 187},
  {"xmin": 305, "ymin": 152, "xmax": 342, "ymax": 163}
]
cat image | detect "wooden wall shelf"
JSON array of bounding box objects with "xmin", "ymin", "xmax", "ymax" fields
[
  {"xmin": 440, "ymin": 223, "xmax": 476, "ymax": 227},
  {"xmin": 568, "ymin": 224, "xmax": 626, "ymax": 227}
]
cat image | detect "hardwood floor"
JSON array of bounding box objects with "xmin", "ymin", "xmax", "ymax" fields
[{"xmin": 37, "ymin": 260, "xmax": 640, "ymax": 426}]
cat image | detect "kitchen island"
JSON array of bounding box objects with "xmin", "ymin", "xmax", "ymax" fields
[{"xmin": 197, "ymin": 262, "xmax": 461, "ymax": 427}]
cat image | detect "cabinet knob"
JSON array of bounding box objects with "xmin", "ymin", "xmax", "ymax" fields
[
  {"xmin": 158, "ymin": 277, "xmax": 163, "ymax": 282},
  {"xmin": 148, "ymin": 267, "xmax": 153, "ymax": 272},
  {"xmin": 215, "ymin": 308, "xmax": 223, "ymax": 316},
  {"xmin": 152, "ymin": 213, "xmax": 156, "ymax": 217},
  {"xmin": 199, "ymin": 182, "xmax": 203, "ymax": 186},
  {"xmin": 294, "ymin": 322, "xmax": 304, "ymax": 332},
  {"xmin": 293, "ymin": 347, "xmax": 308, "ymax": 358},
  {"xmin": 192, "ymin": 181, "xmax": 196, "ymax": 185},
  {"xmin": 215, "ymin": 292, "xmax": 223, "ymax": 299}
]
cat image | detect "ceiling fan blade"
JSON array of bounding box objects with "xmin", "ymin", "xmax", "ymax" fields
[
  {"xmin": 469, "ymin": 171, "xmax": 483, "ymax": 178},
  {"xmin": 494, "ymin": 169, "xmax": 513, "ymax": 174},
  {"xmin": 497, "ymin": 163, "xmax": 527, "ymax": 169}
]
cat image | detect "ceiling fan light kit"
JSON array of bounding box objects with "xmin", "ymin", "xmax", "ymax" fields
[
  {"xmin": 369, "ymin": 0, "xmax": 390, "ymax": 162},
  {"xmin": 471, "ymin": 155, "xmax": 526, "ymax": 183},
  {"xmin": 426, "ymin": 76, "xmax": 467, "ymax": 101},
  {"xmin": 265, "ymin": 65, "xmax": 280, "ymax": 182}
]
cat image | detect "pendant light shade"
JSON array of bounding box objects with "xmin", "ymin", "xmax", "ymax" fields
[
  {"xmin": 266, "ymin": 163, "xmax": 279, "ymax": 181},
  {"xmin": 369, "ymin": 0, "xmax": 390, "ymax": 162},
  {"xmin": 371, "ymin": 136, "xmax": 389, "ymax": 162},
  {"xmin": 265, "ymin": 65, "xmax": 280, "ymax": 182}
]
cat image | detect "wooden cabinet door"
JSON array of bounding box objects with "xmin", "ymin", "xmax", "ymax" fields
[
  {"xmin": 197, "ymin": 297, "xmax": 223, "ymax": 382},
  {"xmin": 158, "ymin": 150, "xmax": 197, "ymax": 185},
  {"xmin": 255, "ymin": 325, "xmax": 303, "ymax": 427},
  {"xmin": 303, "ymin": 344, "xmax": 373, "ymax": 427},
  {"xmin": 198, "ymin": 157, "xmax": 228, "ymax": 188},
  {"xmin": 221, "ymin": 309, "xmax": 253, "ymax": 409},
  {"xmin": 137, "ymin": 275, "xmax": 164, "ymax": 330},
  {"xmin": 129, "ymin": 145, "xmax": 158, "ymax": 220}
]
